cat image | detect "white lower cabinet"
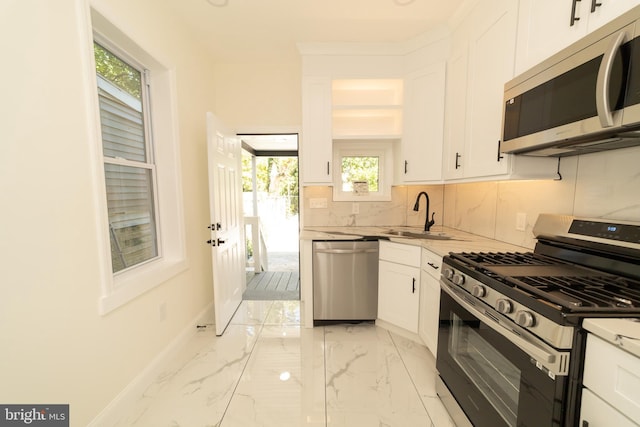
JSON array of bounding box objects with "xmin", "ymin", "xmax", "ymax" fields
[
  {"xmin": 580, "ymin": 333, "xmax": 640, "ymax": 427},
  {"xmin": 418, "ymin": 248, "xmax": 442, "ymax": 357},
  {"xmin": 580, "ymin": 389, "xmax": 638, "ymax": 427},
  {"xmin": 378, "ymin": 241, "xmax": 421, "ymax": 333}
]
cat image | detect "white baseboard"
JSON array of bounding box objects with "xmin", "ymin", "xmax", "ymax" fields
[{"xmin": 88, "ymin": 301, "xmax": 215, "ymax": 427}]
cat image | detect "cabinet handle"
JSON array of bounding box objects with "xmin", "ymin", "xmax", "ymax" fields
[
  {"xmin": 497, "ymin": 140, "xmax": 504, "ymax": 162},
  {"xmin": 427, "ymin": 262, "xmax": 439, "ymax": 270},
  {"xmin": 571, "ymin": 0, "xmax": 581, "ymax": 26},
  {"xmin": 404, "ymin": 160, "xmax": 408, "ymax": 174},
  {"xmin": 455, "ymin": 152, "xmax": 461, "ymax": 170},
  {"xmin": 412, "ymin": 278, "xmax": 416, "ymax": 293},
  {"xmin": 326, "ymin": 161, "xmax": 330, "ymax": 175},
  {"xmin": 590, "ymin": 0, "xmax": 602, "ymax": 12},
  {"xmin": 582, "ymin": 421, "xmax": 589, "ymax": 427}
]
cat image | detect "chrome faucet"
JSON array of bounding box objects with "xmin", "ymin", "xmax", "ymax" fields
[{"xmin": 413, "ymin": 191, "xmax": 435, "ymax": 232}]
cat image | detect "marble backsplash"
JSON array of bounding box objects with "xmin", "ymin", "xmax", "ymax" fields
[
  {"xmin": 302, "ymin": 185, "xmax": 445, "ymax": 229},
  {"xmin": 302, "ymin": 146, "xmax": 640, "ymax": 250}
]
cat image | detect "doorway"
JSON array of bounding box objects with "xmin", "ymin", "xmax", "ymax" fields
[{"xmin": 240, "ymin": 134, "xmax": 300, "ymax": 300}]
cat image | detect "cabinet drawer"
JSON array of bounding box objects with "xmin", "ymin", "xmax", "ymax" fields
[
  {"xmin": 580, "ymin": 389, "xmax": 639, "ymax": 427},
  {"xmin": 583, "ymin": 334, "xmax": 640, "ymax": 422},
  {"xmin": 379, "ymin": 240, "xmax": 421, "ymax": 267},
  {"xmin": 421, "ymin": 248, "xmax": 442, "ymax": 279}
]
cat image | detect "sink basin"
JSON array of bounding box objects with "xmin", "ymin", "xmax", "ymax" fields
[{"xmin": 386, "ymin": 230, "xmax": 453, "ymax": 240}]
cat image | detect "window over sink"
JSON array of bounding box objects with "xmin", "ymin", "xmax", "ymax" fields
[{"xmin": 332, "ymin": 140, "xmax": 393, "ymax": 201}]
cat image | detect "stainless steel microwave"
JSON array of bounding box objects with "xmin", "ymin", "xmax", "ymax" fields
[{"xmin": 501, "ymin": 5, "xmax": 640, "ymax": 157}]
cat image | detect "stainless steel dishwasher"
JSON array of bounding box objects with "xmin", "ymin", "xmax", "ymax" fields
[{"xmin": 313, "ymin": 239, "xmax": 379, "ymax": 323}]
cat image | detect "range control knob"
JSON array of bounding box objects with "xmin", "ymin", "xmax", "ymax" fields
[
  {"xmin": 471, "ymin": 284, "xmax": 486, "ymax": 298},
  {"xmin": 496, "ymin": 299, "xmax": 513, "ymax": 314},
  {"xmin": 515, "ymin": 310, "xmax": 535, "ymax": 327},
  {"xmin": 443, "ymin": 268, "xmax": 455, "ymax": 280},
  {"xmin": 452, "ymin": 274, "xmax": 466, "ymax": 286}
]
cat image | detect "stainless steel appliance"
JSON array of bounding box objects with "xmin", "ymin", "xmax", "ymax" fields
[
  {"xmin": 501, "ymin": 5, "xmax": 640, "ymax": 157},
  {"xmin": 313, "ymin": 239, "xmax": 379, "ymax": 323},
  {"xmin": 436, "ymin": 214, "xmax": 640, "ymax": 427}
]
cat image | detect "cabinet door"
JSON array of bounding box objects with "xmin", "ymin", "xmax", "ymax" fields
[
  {"xmin": 443, "ymin": 47, "xmax": 468, "ymax": 180},
  {"xmin": 301, "ymin": 77, "xmax": 332, "ymax": 184},
  {"xmin": 585, "ymin": 0, "xmax": 639, "ymax": 34},
  {"xmin": 418, "ymin": 273, "xmax": 440, "ymax": 357},
  {"xmin": 516, "ymin": 0, "xmax": 639, "ymax": 75},
  {"xmin": 401, "ymin": 63, "xmax": 446, "ymax": 183},
  {"xmin": 515, "ymin": 0, "xmax": 585, "ymax": 74},
  {"xmin": 378, "ymin": 260, "xmax": 420, "ymax": 333},
  {"xmin": 464, "ymin": 0, "xmax": 517, "ymax": 179},
  {"xmin": 580, "ymin": 389, "xmax": 639, "ymax": 427}
]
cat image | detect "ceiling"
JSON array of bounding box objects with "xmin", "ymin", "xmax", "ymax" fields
[
  {"xmin": 165, "ymin": 0, "xmax": 465, "ymax": 63},
  {"xmin": 240, "ymin": 134, "xmax": 298, "ymax": 153}
]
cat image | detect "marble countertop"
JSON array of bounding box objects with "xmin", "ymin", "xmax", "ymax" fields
[
  {"xmin": 301, "ymin": 225, "xmax": 528, "ymax": 257},
  {"xmin": 583, "ymin": 318, "xmax": 640, "ymax": 359}
]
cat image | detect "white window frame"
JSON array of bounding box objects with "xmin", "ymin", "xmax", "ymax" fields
[
  {"xmin": 89, "ymin": 9, "xmax": 186, "ymax": 315},
  {"xmin": 97, "ymin": 53, "xmax": 161, "ymax": 272},
  {"xmin": 332, "ymin": 140, "xmax": 394, "ymax": 202}
]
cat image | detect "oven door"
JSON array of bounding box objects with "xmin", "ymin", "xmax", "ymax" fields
[{"xmin": 436, "ymin": 282, "xmax": 567, "ymax": 427}]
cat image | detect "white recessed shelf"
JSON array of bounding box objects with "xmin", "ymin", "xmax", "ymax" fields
[{"xmin": 331, "ymin": 79, "xmax": 403, "ymax": 139}]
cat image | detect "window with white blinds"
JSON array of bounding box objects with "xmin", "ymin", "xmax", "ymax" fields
[{"xmin": 95, "ymin": 42, "xmax": 159, "ymax": 273}]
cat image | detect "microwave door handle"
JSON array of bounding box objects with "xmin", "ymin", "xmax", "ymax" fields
[
  {"xmin": 596, "ymin": 31, "xmax": 626, "ymax": 127},
  {"xmin": 441, "ymin": 282, "xmax": 561, "ymax": 368}
]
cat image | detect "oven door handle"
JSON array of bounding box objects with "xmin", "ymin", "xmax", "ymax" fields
[{"xmin": 441, "ymin": 282, "xmax": 570, "ymax": 377}]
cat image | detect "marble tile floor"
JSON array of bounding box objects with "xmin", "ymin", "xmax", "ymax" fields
[{"xmin": 111, "ymin": 300, "xmax": 456, "ymax": 427}]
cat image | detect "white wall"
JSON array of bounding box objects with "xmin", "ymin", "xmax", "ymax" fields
[
  {"xmin": 212, "ymin": 61, "xmax": 302, "ymax": 132},
  {"xmin": 0, "ymin": 0, "xmax": 221, "ymax": 424}
]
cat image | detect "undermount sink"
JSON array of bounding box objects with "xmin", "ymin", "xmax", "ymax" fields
[{"xmin": 386, "ymin": 230, "xmax": 453, "ymax": 240}]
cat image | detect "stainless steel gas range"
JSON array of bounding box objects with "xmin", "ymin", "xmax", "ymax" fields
[{"xmin": 436, "ymin": 214, "xmax": 640, "ymax": 427}]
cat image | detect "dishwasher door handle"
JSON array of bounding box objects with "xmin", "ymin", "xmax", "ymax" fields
[{"xmin": 315, "ymin": 248, "xmax": 378, "ymax": 254}]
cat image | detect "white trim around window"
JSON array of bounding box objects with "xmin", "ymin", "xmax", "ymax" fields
[
  {"xmin": 87, "ymin": 8, "xmax": 187, "ymax": 315},
  {"xmin": 332, "ymin": 140, "xmax": 394, "ymax": 202}
]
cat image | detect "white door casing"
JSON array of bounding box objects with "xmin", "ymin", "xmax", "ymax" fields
[{"xmin": 206, "ymin": 112, "xmax": 245, "ymax": 336}]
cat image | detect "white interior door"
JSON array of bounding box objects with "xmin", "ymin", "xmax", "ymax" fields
[{"xmin": 206, "ymin": 112, "xmax": 245, "ymax": 335}]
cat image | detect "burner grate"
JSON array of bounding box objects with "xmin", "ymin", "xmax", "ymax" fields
[
  {"xmin": 450, "ymin": 251, "xmax": 554, "ymax": 267},
  {"xmin": 447, "ymin": 251, "xmax": 640, "ymax": 313},
  {"xmin": 510, "ymin": 275, "xmax": 640, "ymax": 309}
]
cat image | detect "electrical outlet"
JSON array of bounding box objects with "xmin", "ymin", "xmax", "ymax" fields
[
  {"xmin": 516, "ymin": 213, "xmax": 527, "ymax": 231},
  {"xmin": 310, "ymin": 198, "xmax": 327, "ymax": 209},
  {"xmin": 352, "ymin": 203, "xmax": 359, "ymax": 214}
]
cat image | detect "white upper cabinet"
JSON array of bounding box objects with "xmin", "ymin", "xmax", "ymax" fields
[
  {"xmin": 443, "ymin": 0, "xmax": 558, "ymax": 181},
  {"xmin": 400, "ymin": 63, "xmax": 446, "ymax": 183},
  {"xmin": 301, "ymin": 77, "xmax": 333, "ymax": 185},
  {"xmin": 516, "ymin": 0, "xmax": 639, "ymax": 74},
  {"xmin": 464, "ymin": 0, "xmax": 517, "ymax": 178},
  {"xmin": 442, "ymin": 45, "xmax": 468, "ymax": 180},
  {"xmin": 298, "ymin": 42, "xmax": 447, "ymax": 187}
]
